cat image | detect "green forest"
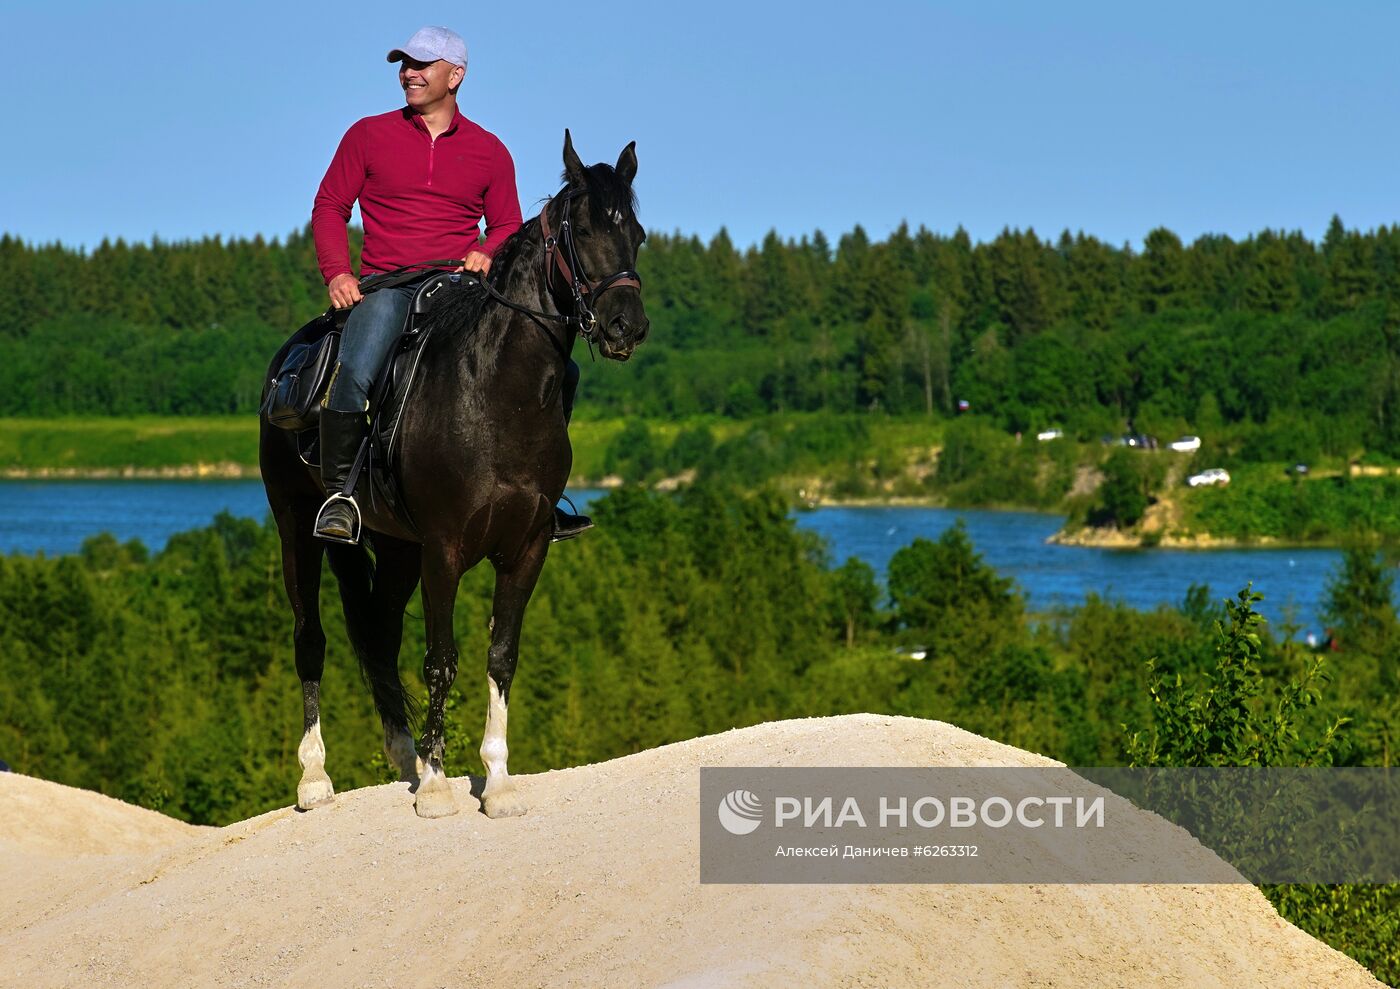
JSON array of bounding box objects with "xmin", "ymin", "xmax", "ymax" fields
[{"xmin": 5, "ymin": 217, "xmax": 1400, "ymax": 469}]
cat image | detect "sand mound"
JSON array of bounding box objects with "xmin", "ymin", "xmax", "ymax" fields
[
  {"xmin": 0, "ymin": 715, "xmax": 1382, "ymax": 988},
  {"xmin": 0, "ymin": 771, "xmax": 209, "ymax": 857}
]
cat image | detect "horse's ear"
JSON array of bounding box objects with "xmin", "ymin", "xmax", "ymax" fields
[
  {"xmin": 562, "ymin": 129, "xmax": 586, "ymax": 186},
  {"xmin": 615, "ymin": 141, "xmax": 637, "ymax": 186}
]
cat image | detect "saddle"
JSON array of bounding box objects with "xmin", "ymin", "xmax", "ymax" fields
[{"xmin": 261, "ymin": 269, "xmax": 479, "ymax": 538}]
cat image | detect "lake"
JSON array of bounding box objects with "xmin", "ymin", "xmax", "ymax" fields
[{"xmin": 0, "ymin": 480, "xmax": 1343, "ymax": 636}]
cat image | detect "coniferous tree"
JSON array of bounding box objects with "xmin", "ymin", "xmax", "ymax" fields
[{"xmin": 1138, "ymin": 227, "xmax": 1191, "ymax": 314}]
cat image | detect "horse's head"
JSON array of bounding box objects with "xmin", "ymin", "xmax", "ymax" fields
[{"xmin": 549, "ymin": 130, "xmax": 650, "ymax": 361}]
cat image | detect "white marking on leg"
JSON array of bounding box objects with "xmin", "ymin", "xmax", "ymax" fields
[
  {"xmin": 480, "ymin": 675, "xmax": 526, "ymax": 817},
  {"xmin": 296, "ymin": 718, "xmax": 335, "ymax": 809},
  {"xmin": 298, "ymin": 718, "xmax": 326, "ymax": 771},
  {"xmin": 481, "ymin": 675, "xmax": 509, "ymax": 787},
  {"xmin": 413, "ymin": 760, "xmax": 458, "ymax": 818}
]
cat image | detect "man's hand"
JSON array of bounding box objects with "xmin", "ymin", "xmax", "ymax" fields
[
  {"xmin": 328, "ymin": 273, "xmax": 363, "ymax": 309},
  {"xmin": 461, "ymin": 251, "xmax": 492, "ymax": 277}
]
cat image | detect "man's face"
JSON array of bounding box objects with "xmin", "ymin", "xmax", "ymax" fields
[{"xmin": 398, "ymin": 57, "xmax": 463, "ymax": 108}]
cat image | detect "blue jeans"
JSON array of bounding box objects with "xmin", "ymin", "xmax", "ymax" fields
[{"xmin": 325, "ymin": 283, "xmax": 417, "ymax": 413}]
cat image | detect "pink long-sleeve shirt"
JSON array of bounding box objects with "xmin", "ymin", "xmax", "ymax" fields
[{"xmin": 312, "ymin": 106, "xmax": 523, "ymax": 283}]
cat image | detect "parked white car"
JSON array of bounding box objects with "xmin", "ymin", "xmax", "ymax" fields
[
  {"xmin": 1188, "ymin": 468, "xmax": 1230, "ymax": 487},
  {"xmin": 1170, "ymin": 435, "xmax": 1202, "ymax": 452},
  {"xmin": 1036, "ymin": 428, "xmax": 1064, "ymax": 442}
]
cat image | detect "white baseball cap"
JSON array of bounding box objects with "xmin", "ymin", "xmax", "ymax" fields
[{"xmin": 387, "ymin": 26, "xmax": 467, "ymax": 70}]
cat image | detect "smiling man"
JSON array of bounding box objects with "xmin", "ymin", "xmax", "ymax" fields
[{"xmin": 308, "ymin": 26, "xmax": 525, "ymax": 543}]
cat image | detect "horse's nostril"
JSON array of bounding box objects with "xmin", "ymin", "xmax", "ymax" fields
[{"xmin": 609, "ymin": 315, "xmax": 629, "ymax": 338}]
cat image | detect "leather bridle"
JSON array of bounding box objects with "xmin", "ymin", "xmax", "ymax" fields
[
  {"xmin": 353, "ymin": 186, "xmax": 642, "ymax": 356},
  {"xmin": 538, "ymin": 188, "xmax": 642, "ymax": 342}
]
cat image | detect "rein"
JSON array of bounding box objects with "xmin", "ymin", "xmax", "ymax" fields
[{"xmin": 358, "ymin": 186, "xmax": 641, "ymax": 354}]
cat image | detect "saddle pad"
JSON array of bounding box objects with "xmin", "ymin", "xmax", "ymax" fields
[{"xmin": 289, "ymin": 332, "xmax": 421, "ymax": 458}]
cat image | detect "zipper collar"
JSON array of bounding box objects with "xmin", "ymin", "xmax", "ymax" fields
[{"xmin": 404, "ymin": 106, "xmax": 464, "ymax": 140}]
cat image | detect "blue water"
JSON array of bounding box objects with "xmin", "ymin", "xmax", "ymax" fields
[
  {"xmin": 0, "ymin": 481, "xmax": 1343, "ymax": 635},
  {"xmin": 0, "ymin": 479, "xmax": 273, "ymax": 557},
  {"xmin": 798, "ymin": 504, "xmax": 1338, "ymax": 634}
]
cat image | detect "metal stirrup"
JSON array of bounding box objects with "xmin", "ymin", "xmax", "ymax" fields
[{"xmin": 316, "ymin": 493, "xmax": 362, "ymax": 545}]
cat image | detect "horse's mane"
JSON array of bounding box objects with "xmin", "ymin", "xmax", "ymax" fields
[
  {"xmin": 427, "ymin": 161, "xmax": 638, "ymax": 340},
  {"xmin": 419, "ymin": 220, "xmax": 537, "ymax": 343}
]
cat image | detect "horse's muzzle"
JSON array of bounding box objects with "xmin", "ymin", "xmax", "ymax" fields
[{"xmin": 599, "ymin": 313, "xmax": 649, "ymax": 361}]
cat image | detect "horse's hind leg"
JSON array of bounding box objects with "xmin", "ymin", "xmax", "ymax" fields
[
  {"xmin": 273, "ymin": 503, "xmax": 335, "ymax": 810},
  {"xmin": 480, "ymin": 534, "xmax": 550, "ymax": 819},
  {"xmin": 414, "ymin": 543, "xmax": 467, "ymax": 819},
  {"xmin": 327, "ymin": 536, "xmax": 424, "ymax": 783},
  {"xmin": 372, "ymin": 538, "xmax": 427, "ymax": 782}
]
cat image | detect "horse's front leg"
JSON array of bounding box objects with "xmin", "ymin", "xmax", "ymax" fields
[
  {"xmin": 415, "ymin": 545, "xmax": 465, "ymax": 819},
  {"xmin": 481, "ymin": 533, "xmax": 550, "ymax": 819}
]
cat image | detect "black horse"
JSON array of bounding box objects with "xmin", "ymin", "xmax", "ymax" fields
[{"xmin": 259, "ymin": 133, "xmax": 649, "ymax": 818}]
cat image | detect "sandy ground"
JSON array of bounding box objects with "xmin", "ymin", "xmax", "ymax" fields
[{"xmin": 0, "ymin": 714, "xmax": 1382, "ymax": 989}]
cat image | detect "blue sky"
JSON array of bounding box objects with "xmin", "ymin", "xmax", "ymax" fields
[{"xmin": 2, "ymin": 1, "xmax": 1397, "ymax": 252}]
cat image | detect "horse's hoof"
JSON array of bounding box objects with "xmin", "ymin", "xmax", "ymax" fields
[
  {"xmin": 297, "ymin": 767, "xmax": 335, "ymax": 810},
  {"xmin": 414, "ymin": 773, "xmax": 459, "ymax": 819},
  {"xmin": 482, "ymin": 788, "xmax": 528, "ymax": 819},
  {"xmin": 385, "ymin": 733, "xmax": 424, "ymax": 785}
]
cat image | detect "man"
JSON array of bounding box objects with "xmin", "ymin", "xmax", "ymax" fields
[{"xmin": 311, "ymin": 26, "xmax": 591, "ymax": 543}]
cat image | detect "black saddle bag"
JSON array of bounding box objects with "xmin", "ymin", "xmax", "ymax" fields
[{"xmin": 262, "ymin": 311, "xmax": 342, "ymax": 432}]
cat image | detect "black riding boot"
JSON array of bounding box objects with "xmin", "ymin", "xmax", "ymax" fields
[
  {"xmin": 315, "ymin": 407, "xmax": 368, "ymax": 544},
  {"xmin": 553, "ymin": 360, "xmax": 593, "ymax": 542}
]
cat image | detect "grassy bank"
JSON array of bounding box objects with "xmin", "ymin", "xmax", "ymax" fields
[
  {"xmin": 0, "ymin": 414, "xmax": 944, "ymax": 488},
  {"xmin": 1054, "ymin": 455, "xmax": 1400, "ymax": 549},
  {"xmin": 0, "ymin": 416, "xmax": 764, "ymax": 479},
  {"xmin": 0, "ymin": 417, "xmax": 259, "ymax": 474},
  {"xmin": 1180, "ymin": 464, "xmax": 1400, "ymax": 543},
  {"xmin": 0, "ymin": 416, "xmax": 700, "ymax": 478}
]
